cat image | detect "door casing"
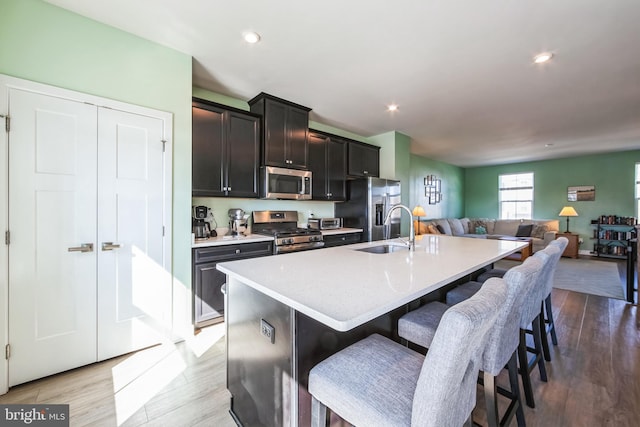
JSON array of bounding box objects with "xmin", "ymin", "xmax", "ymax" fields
[{"xmin": 0, "ymin": 74, "xmax": 173, "ymax": 394}]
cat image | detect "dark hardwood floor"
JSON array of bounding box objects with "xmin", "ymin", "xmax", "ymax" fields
[
  {"xmin": 473, "ymin": 256, "xmax": 639, "ymax": 427},
  {"xmin": 0, "ymin": 257, "xmax": 637, "ymax": 426}
]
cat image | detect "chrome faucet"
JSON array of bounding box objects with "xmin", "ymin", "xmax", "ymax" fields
[{"xmin": 384, "ymin": 204, "xmax": 415, "ymax": 251}]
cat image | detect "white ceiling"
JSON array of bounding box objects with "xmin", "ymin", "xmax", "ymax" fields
[{"xmin": 45, "ymin": 0, "xmax": 640, "ymax": 167}]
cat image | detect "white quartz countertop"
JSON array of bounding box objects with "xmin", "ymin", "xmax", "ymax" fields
[
  {"xmin": 320, "ymin": 228, "xmax": 363, "ymax": 236},
  {"xmin": 217, "ymin": 234, "xmax": 527, "ymax": 331},
  {"xmin": 192, "ymin": 233, "xmax": 273, "ymax": 248}
]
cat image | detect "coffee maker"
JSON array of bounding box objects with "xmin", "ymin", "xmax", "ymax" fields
[
  {"xmin": 192, "ymin": 206, "xmax": 216, "ymax": 239},
  {"xmin": 228, "ymin": 208, "xmax": 248, "ymax": 236}
]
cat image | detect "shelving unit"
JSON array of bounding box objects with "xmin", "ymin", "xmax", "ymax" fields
[{"xmin": 591, "ymin": 215, "xmax": 637, "ymax": 259}]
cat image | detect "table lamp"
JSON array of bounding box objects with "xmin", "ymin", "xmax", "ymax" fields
[
  {"xmin": 558, "ymin": 206, "xmax": 578, "ymax": 233},
  {"xmin": 412, "ymin": 205, "xmax": 426, "ymax": 235}
]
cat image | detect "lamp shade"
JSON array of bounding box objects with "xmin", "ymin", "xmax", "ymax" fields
[
  {"xmin": 558, "ymin": 206, "xmax": 578, "ymax": 217},
  {"xmin": 412, "ymin": 205, "xmax": 426, "ymax": 217},
  {"xmin": 559, "ymin": 206, "xmax": 578, "ymax": 233}
]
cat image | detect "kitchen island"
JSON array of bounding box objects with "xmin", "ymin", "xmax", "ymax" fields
[{"xmin": 217, "ymin": 234, "xmax": 527, "ymax": 426}]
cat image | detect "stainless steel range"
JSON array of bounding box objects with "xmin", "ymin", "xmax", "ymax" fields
[{"xmin": 252, "ymin": 210, "xmax": 324, "ymax": 254}]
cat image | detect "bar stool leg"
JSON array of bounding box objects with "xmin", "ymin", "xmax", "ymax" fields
[
  {"xmin": 484, "ymin": 372, "xmax": 499, "ymax": 427},
  {"xmin": 518, "ymin": 329, "xmax": 535, "ymax": 408},
  {"xmin": 311, "ymin": 397, "xmax": 327, "ymax": 427},
  {"xmin": 507, "ymin": 353, "xmax": 526, "ymax": 427},
  {"xmin": 532, "ymin": 316, "xmax": 548, "ymax": 382},
  {"xmin": 539, "ymin": 303, "xmax": 551, "ymax": 362},
  {"xmin": 545, "ymin": 294, "xmax": 558, "ymax": 345}
]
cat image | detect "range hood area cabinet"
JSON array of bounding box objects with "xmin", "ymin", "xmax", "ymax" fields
[
  {"xmin": 347, "ymin": 140, "xmax": 380, "ymax": 178},
  {"xmin": 192, "ymin": 99, "xmax": 261, "ymax": 197},
  {"xmin": 308, "ymin": 130, "xmax": 347, "ymax": 201},
  {"xmin": 249, "ymin": 92, "xmax": 311, "ymax": 170}
]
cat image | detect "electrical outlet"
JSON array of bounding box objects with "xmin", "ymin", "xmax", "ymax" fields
[
  {"xmin": 578, "ymin": 238, "xmax": 584, "ymax": 244},
  {"xmin": 260, "ymin": 319, "xmax": 275, "ymax": 344}
]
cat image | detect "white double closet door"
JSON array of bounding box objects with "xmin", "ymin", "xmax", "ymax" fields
[{"xmin": 7, "ymin": 85, "xmax": 171, "ymax": 386}]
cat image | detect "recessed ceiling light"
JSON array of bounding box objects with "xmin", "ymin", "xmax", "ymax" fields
[
  {"xmin": 545, "ymin": 143, "xmax": 554, "ymax": 147},
  {"xmin": 243, "ymin": 31, "xmax": 261, "ymax": 44},
  {"xmin": 387, "ymin": 104, "xmax": 398, "ymax": 112},
  {"xmin": 533, "ymin": 52, "xmax": 553, "ymax": 64}
]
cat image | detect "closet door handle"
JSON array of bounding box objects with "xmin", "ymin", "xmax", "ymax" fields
[
  {"xmin": 101, "ymin": 242, "xmax": 122, "ymax": 251},
  {"xmin": 68, "ymin": 243, "xmax": 94, "ymax": 253}
]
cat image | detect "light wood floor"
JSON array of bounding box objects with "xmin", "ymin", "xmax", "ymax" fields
[
  {"xmin": 0, "ymin": 324, "xmax": 236, "ymax": 427},
  {"xmin": 1, "ymin": 267, "xmax": 638, "ymax": 426}
]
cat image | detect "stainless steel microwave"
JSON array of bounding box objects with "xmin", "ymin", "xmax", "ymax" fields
[{"xmin": 261, "ymin": 166, "xmax": 312, "ymax": 200}]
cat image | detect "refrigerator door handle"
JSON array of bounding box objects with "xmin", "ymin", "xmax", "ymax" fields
[{"xmin": 383, "ymin": 194, "xmax": 388, "ymax": 239}]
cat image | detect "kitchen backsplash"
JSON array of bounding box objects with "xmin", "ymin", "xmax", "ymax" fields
[{"xmin": 192, "ymin": 197, "xmax": 337, "ymax": 234}]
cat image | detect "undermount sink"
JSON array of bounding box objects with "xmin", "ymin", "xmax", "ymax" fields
[{"xmin": 355, "ymin": 244, "xmax": 408, "ymax": 254}]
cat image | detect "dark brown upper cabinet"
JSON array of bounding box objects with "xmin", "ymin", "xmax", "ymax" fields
[
  {"xmin": 192, "ymin": 98, "xmax": 261, "ymax": 198},
  {"xmin": 347, "ymin": 140, "xmax": 380, "ymax": 178},
  {"xmin": 248, "ymin": 92, "xmax": 311, "ymax": 170},
  {"xmin": 308, "ymin": 130, "xmax": 347, "ymax": 201}
]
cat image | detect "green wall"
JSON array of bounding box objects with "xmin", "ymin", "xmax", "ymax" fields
[
  {"xmin": 366, "ymin": 131, "xmax": 399, "ymax": 181},
  {"xmin": 1, "ymin": 0, "xmax": 193, "ymax": 332},
  {"xmin": 465, "ymin": 150, "xmax": 640, "ymax": 251},
  {"xmin": 409, "ymin": 155, "xmax": 465, "ymax": 220}
]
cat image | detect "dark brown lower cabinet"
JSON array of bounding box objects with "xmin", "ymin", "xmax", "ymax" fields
[
  {"xmin": 193, "ymin": 241, "xmax": 273, "ymax": 327},
  {"xmin": 322, "ymin": 232, "xmax": 363, "ymax": 248}
]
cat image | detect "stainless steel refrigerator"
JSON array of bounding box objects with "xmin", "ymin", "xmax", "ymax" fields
[{"xmin": 335, "ymin": 177, "xmax": 402, "ymax": 242}]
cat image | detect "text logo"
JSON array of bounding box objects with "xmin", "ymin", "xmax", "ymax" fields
[{"xmin": 1, "ymin": 405, "xmax": 69, "ymax": 426}]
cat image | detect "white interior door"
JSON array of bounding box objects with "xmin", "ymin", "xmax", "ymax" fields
[
  {"xmin": 96, "ymin": 107, "xmax": 170, "ymax": 361},
  {"xmin": 8, "ymin": 89, "xmax": 98, "ymax": 386}
]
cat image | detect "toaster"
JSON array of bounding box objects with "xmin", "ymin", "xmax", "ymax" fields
[{"xmin": 308, "ymin": 218, "xmax": 342, "ymax": 230}]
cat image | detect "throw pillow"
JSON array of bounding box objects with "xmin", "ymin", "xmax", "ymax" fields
[
  {"xmin": 416, "ymin": 221, "xmax": 429, "ymax": 235},
  {"xmin": 516, "ymin": 224, "xmax": 534, "ymax": 237},
  {"xmin": 531, "ymin": 224, "xmax": 550, "ymax": 239},
  {"xmin": 436, "ymin": 224, "xmax": 446, "ymax": 234},
  {"xmin": 427, "ymin": 224, "xmax": 440, "ymax": 234},
  {"xmin": 475, "ymin": 226, "xmax": 487, "ymax": 235},
  {"xmin": 471, "ymin": 219, "xmax": 488, "ymax": 233},
  {"xmin": 448, "ymin": 218, "xmax": 465, "ymax": 236}
]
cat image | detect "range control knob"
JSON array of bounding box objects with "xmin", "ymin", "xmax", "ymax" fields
[{"xmin": 282, "ymin": 238, "xmax": 293, "ymax": 245}]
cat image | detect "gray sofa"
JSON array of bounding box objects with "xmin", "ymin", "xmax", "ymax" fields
[{"xmin": 419, "ymin": 218, "xmax": 560, "ymax": 253}]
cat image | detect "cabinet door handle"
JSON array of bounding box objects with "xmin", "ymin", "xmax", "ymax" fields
[
  {"xmin": 102, "ymin": 242, "xmax": 122, "ymax": 251},
  {"xmin": 68, "ymin": 243, "xmax": 94, "ymax": 253},
  {"xmin": 235, "ymin": 249, "xmax": 241, "ymax": 254},
  {"xmin": 228, "ymin": 186, "xmax": 232, "ymax": 191},
  {"xmin": 363, "ymin": 170, "xmax": 369, "ymax": 174}
]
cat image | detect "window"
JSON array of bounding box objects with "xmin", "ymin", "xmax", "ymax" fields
[{"xmin": 499, "ymin": 172, "xmax": 534, "ymax": 219}]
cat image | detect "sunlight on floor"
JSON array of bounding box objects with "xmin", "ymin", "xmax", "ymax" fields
[
  {"xmin": 111, "ymin": 323, "xmax": 226, "ymax": 425},
  {"xmin": 184, "ymin": 322, "xmax": 226, "ymax": 358}
]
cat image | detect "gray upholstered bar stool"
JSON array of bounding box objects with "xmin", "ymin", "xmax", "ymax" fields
[
  {"xmin": 462, "ymin": 237, "xmax": 569, "ymax": 363},
  {"xmin": 397, "ymin": 256, "xmax": 544, "ymax": 427},
  {"xmin": 308, "ymin": 279, "xmax": 509, "ymax": 427},
  {"xmin": 516, "ymin": 247, "xmax": 559, "ymax": 408},
  {"xmin": 538, "ymin": 237, "xmax": 568, "ymax": 360},
  {"xmin": 442, "ymin": 249, "xmax": 555, "ymax": 408}
]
